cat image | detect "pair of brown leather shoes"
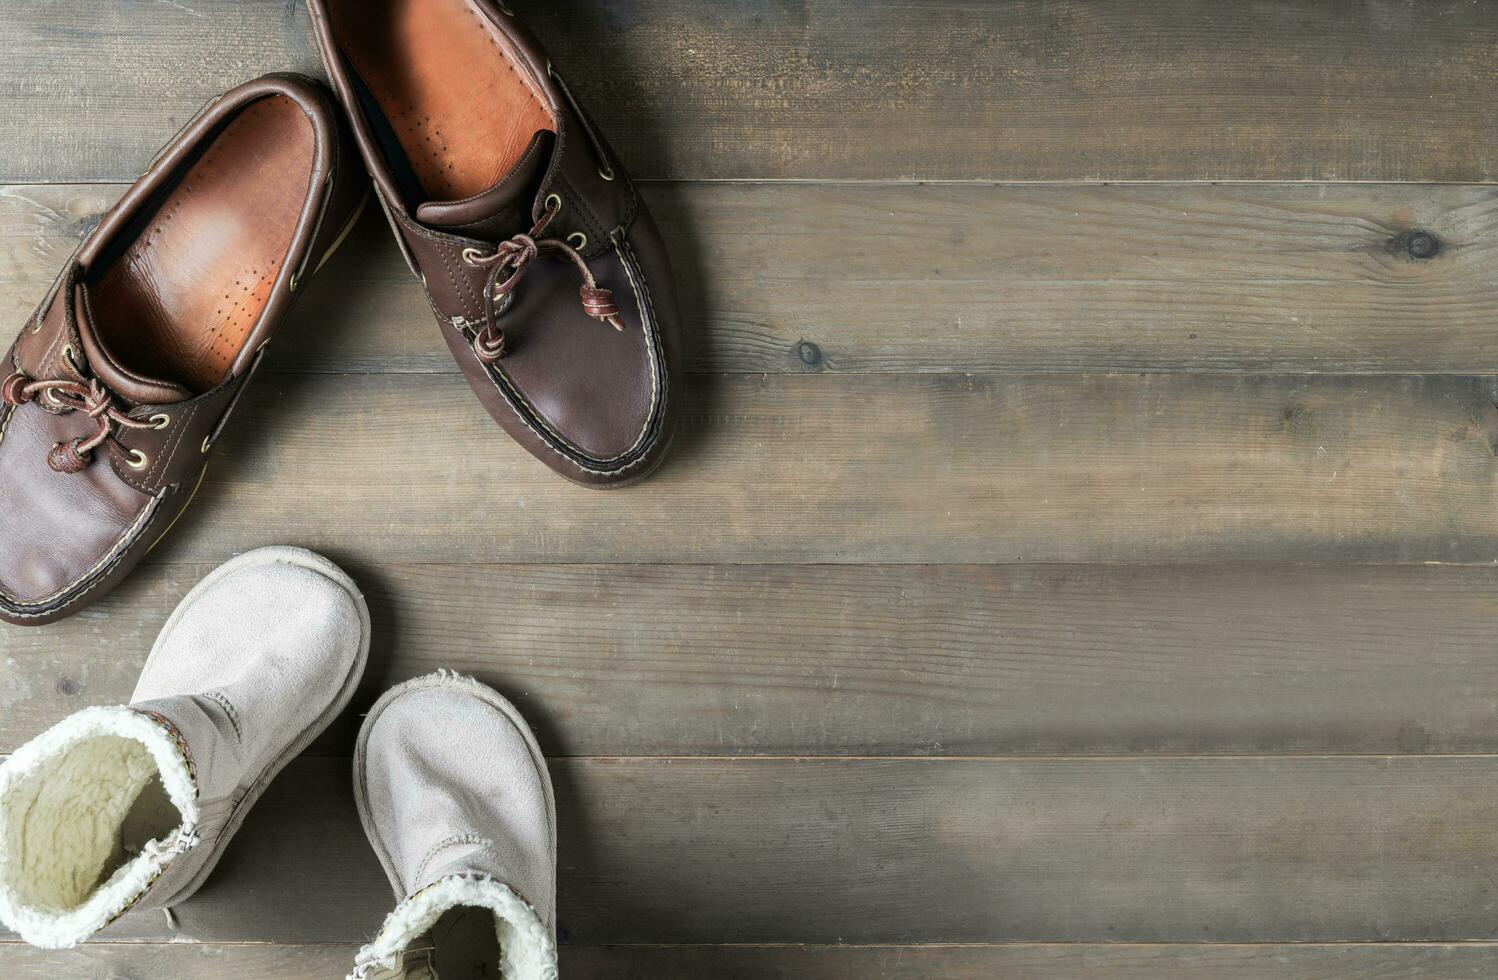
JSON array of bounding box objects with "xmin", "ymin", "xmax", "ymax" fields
[{"xmin": 0, "ymin": 1, "xmax": 682, "ymax": 626}]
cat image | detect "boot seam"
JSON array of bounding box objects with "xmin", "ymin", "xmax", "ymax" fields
[
  {"xmin": 201, "ymin": 691, "xmax": 243, "ymax": 742},
  {"xmin": 413, "ymin": 833, "xmax": 497, "ymax": 886}
]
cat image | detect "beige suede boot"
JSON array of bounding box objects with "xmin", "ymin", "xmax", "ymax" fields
[
  {"xmin": 0, "ymin": 546, "xmax": 370, "ymax": 947},
  {"xmin": 349, "ymin": 672, "xmax": 558, "ymax": 980}
]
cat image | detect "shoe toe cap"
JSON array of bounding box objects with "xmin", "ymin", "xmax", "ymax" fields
[
  {"xmin": 359, "ymin": 674, "xmax": 555, "ymax": 896},
  {"xmin": 0, "ymin": 403, "xmax": 156, "ymax": 617},
  {"xmin": 133, "ymin": 548, "xmax": 369, "ymax": 729}
]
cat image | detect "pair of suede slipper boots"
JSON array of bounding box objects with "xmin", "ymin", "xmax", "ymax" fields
[
  {"xmin": 0, "ymin": 0, "xmax": 682, "ymax": 626},
  {"xmin": 0, "ymin": 547, "xmax": 558, "ymax": 979}
]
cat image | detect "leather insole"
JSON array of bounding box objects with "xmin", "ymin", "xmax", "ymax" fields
[
  {"xmin": 91, "ymin": 95, "xmax": 315, "ymax": 394},
  {"xmin": 328, "ymin": 0, "xmax": 557, "ymax": 204}
]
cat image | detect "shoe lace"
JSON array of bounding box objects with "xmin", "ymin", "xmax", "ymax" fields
[
  {"xmin": 1, "ymin": 370, "xmax": 157, "ymax": 473},
  {"xmin": 459, "ymin": 195, "xmax": 625, "ymax": 365}
]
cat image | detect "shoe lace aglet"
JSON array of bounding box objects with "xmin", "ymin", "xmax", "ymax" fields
[
  {"xmin": 579, "ymin": 285, "xmax": 624, "ymax": 330},
  {"xmin": 47, "ymin": 439, "xmax": 91, "ymax": 474}
]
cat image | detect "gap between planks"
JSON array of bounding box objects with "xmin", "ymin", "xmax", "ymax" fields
[{"xmin": 9, "ymin": 181, "xmax": 1498, "ymax": 376}]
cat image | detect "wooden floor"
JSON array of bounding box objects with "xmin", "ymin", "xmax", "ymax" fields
[{"xmin": 6, "ymin": 1, "xmax": 1498, "ymax": 976}]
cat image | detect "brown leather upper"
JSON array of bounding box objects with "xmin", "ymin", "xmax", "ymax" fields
[
  {"xmin": 0, "ymin": 74, "xmax": 366, "ymax": 625},
  {"xmin": 306, "ymin": 0, "xmax": 682, "ymax": 486}
]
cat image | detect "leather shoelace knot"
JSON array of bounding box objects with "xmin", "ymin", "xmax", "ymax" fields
[
  {"xmin": 2, "ymin": 371, "xmax": 155, "ymax": 473},
  {"xmin": 462, "ymin": 197, "xmax": 625, "ymax": 365}
]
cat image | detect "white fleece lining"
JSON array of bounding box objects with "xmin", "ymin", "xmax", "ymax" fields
[
  {"xmin": 352, "ymin": 874, "xmax": 558, "ymax": 980},
  {"xmin": 0, "ymin": 706, "xmax": 200, "ymax": 948}
]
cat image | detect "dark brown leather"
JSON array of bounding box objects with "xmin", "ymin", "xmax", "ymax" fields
[
  {"xmin": 306, "ymin": 0, "xmax": 682, "ymax": 487},
  {"xmin": 0, "ymin": 74, "xmax": 367, "ymax": 626}
]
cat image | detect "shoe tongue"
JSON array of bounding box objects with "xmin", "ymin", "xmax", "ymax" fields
[
  {"xmin": 415, "ymin": 130, "xmax": 555, "ymax": 239},
  {"xmin": 73, "ymin": 283, "xmax": 192, "ymax": 407}
]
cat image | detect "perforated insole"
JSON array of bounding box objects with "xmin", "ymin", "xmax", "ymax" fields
[
  {"xmin": 91, "ymin": 95, "xmax": 315, "ymax": 394},
  {"xmin": 329, "ymin": 0, "xmax": 557, "ymax": 204}
]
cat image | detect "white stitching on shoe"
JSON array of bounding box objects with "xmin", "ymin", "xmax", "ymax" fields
[
  {"xmin": 470, "ymin": 234, "xmax": 665, "ymax": 474},
  {"xmin": 201, "ymin": 691, "xmax": 243, "ymax": 741},
  {"xmin": 412, "ymin": 833, "xmax": 497, "ymax": 885},
  {"xmin": 0, "ymin": 492, "xmax": 165, "ymax": 612}
]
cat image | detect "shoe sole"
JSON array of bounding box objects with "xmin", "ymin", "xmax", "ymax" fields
[
  {"xmin": 351, "ymin": 672, "xmax": 557, "ymax": 901},
  {"xmin": 144, "ymin": 545, "xmax": 373, "ymax": 907}
]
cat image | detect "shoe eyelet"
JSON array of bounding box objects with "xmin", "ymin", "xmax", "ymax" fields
[
  {"xmin": 201, "ymin": 436, "xmax": 214, "ymax": 454},
  {"xmin": 461, "ymin": 247, "xmax": 485, "ymax": 266},
  {"xmin": 567, "ymin": 232, "xmax": 588, "ymax": 250},
  {"xmin": 62, "ymin": 344, "xmax": 81, "ymax": 372},
  {"xmin": 43, "ymin": 389, "xmax": 63, "ymax": 407},
  {"xmin": 150, "ymin": 413, "xmax": 171, "ymax": 430},
  {"xmin": 545, "ymin": 193, "xmax": 563, "ymax": 214},
  {"xmin": 125, "ymin": 450, "xmax": 149, "ymax": 470},
  {"xmin": 599, "ymin": 164, "xmax": 616, "ymax": 181}
]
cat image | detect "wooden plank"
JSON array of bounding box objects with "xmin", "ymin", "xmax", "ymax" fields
[
  {"xmin": 6, "ymin": 942, "xmax": 1498, "ymax": 980},
  {"xmin": 8, "ymin": 562, "xmax": 1498, "ymax": 759},
  {"xmin": 0, "ymin": 944, "xmax": 357, "ymax": 980},
  {"xmin": 96, "ymin": 371, "xmax": 1498, "ymax": 565},
  {"xmin": 565, "ymin": 944, "xmax": 1498, "ymax": 980},
  {"xmin": 1, "ymin": 756, "xmax": 1496, "ymax": 944},
  {"xmin": 9, "ymin": 182, "xmax": 1498, "ymax": 376},
  {"xmin": 5, "ymin": 1, "xmax": 1498, "ymax": 183}
]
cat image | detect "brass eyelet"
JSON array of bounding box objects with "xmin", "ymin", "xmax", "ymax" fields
[
  {"xmin": 30, "ymin": 317, "xmax": 42, "ymax": 335},
  {"xmin": 43, "ymin": 389, "xmax": 62, "ymax": 407},
  {"xmin": 150, "ymin": 413, "xmax": 171, "ymax": 430},
  {"xmin": 545, "ymin": 193, "xmax": 563, "ymax": 214},
  {"xmin": 201, "ymin": 436, "xmax": 213, "ymax": 454},
  {"xmin": 567, "ymin": 232, "xmax": 588, "ymax": 250},
  {"xmin": 125, "ymin": 450, "xmax": 149, "ymax": 470},
  {"xmin": 62, "ymin": 344, "xmax": 81, "ymax": 372},
  {"xmin": 599, "ymin": 164, "xmax": 616, "ymax": 182},
  {"xmin": 289, "ymin": 271, "xmax": 302, "ymax": 293},
  {"xmin": 461, "ymin": 247, "xmax": 485, "ymax": 266}
]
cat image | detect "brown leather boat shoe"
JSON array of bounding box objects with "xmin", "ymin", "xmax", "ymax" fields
[
  {"xmin": 305, "ymin": 0, "xmax": 682, "ymax": 489},
  {"xmin": 0, "ymin": 74, "xmax": 367, "ymax": 626}
]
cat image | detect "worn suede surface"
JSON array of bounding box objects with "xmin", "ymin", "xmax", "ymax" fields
[
  {"xmin": 352, "ymin": 673, "xmax": 557, "ymax": 979},
  {"xmin": 134, "ymin": 554, "xmax": 367, "ymax": 799},
  {"xmin": 360, "ymin": 675, "xmax": 555, "ymax": 919},
  {"xmin": 0, "ymin": 547, "xmax": 370, "ymax": 948}
]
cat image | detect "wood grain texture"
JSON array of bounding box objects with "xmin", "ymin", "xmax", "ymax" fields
[
  {"xmin": 564, "ymin": 944, "xmax": 1498, "ymax": 980},
  {"xmin": 4, "ymin": 0, "xmax": 1498, "ymax": 182},
  {"xmin": 97, "ymin": 372, "xmax": 1498, "ymax": 564},
  {"xmin": 0, "ymin": 756, "xmax": 1495, "ymax": 945},
  {"xmin": 0, "ymin": 944, "xmax": 358, "ymax": 980},
  {"xmin": 6, "ymin": 942, "xmax": 1498, "ymax": 980},
  {"xmin": 7, "ymin": 562, "xmax": 1498, "ymax": 759},
  {"xmin": 9, "ymin": 182, "xmax": 1498, "ymax": 375},
  {"xmin": 5, "ymin": 1, "xmax": 1498, "ymax": 971}
]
